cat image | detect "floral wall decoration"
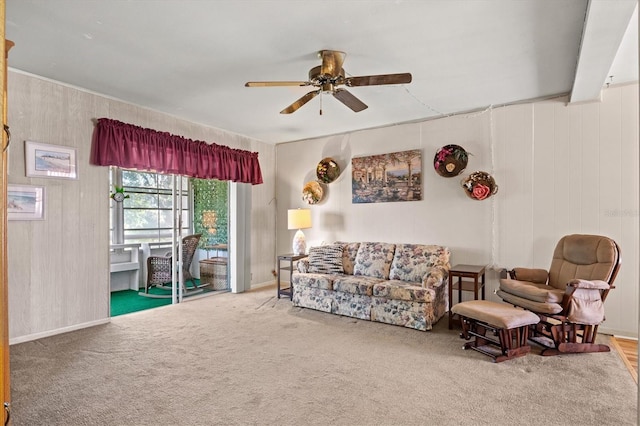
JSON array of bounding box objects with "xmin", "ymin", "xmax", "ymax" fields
[
  {"xmin": 316, "ymin": 157, "xmax": 341, "ymax": 183},
  {"xmin": 433, "ymin": 144, "xmax": 469, "ymax": 177},
  {"xmin": 461, "ymin": 171, "xmax": 498, "ymax": 201},
  {"xmin": 302, "ymin": 180, "xmax": 324, "ymax": 204},
  {"xmin": 351, "ymin": 149, "xmax": 422, "ymax": 204}
]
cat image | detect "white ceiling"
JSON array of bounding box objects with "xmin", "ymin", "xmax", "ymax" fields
[{"xmin": 5, "ymin": 0, "xmax": 638, "ymax": 145}]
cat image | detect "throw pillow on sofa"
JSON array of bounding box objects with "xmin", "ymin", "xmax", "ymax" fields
[
  {"xmin": 389, "ymin": 244, "xmax": 450, "ymax": 283},
  {"xmin": 308, "ymin": 244, "xmax": 345, "ymax": 274},
  {"xmin": 353, "ymin": 242, "xmax": 396, "ymax": 279}
]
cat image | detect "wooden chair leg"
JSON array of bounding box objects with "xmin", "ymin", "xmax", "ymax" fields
[
  {"xmin": 541, "ymin": 323, "xmax": 611, "ymax": 355},
  {"xmin": 458, "ymin": 316, "xmax": 532, "ymax": 362}
]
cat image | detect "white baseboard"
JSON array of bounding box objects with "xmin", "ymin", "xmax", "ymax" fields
[
  {"xmin": 599, "ymin": 326, "xmax": 638, "ymax": 340},
  {"xmin": 9, "ymin": 318, "xmax": 111, "ymax": 345},
  {"xmin": 250, "ymin": 280, "xmax": 276, "ymax": 290}
]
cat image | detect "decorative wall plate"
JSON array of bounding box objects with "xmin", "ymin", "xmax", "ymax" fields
[
  {"xmin": 302, "ymin": 181, "xmax": 324, "ymax": 204},
  {"xmin": 461, "ymin": 171, "xmax": 498, "ymax": 201},
  {"xmin": 434, "ymin": 144, "xmax": 469, "ymax": 177},
  {"xmin": 316, "ymin": 157, "xmax": 341, "ymax": 183}
]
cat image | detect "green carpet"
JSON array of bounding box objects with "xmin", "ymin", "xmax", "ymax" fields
[{"xmin": 110, "ymin": 280, "xmax": 212, "ymax": 317}]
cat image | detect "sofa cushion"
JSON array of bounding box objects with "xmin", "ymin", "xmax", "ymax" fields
[
  {"xmin": 370, "ymin": 298, "xmax": 435, "ymax": 331},
  {"xmin": 373, "ymin": 280, "xmax": 435, "ymax": 302},
  {"xmin": 308, "ymin": 244, "xmax": 344, "ymax": 274},
  {"xmin": 291, "ymin": 272, "xmax": 336, "ymax": 291},
  {"xmin": 333, "ymin": 275, "xmax": 383, "ymax": 296},
  {"xmin": 293, "ymin": 285, "xmax": 333, "ymax": 313},
  {"xmin": 353, "ymin": 242, "xmax": 396, "ymax": 279},
  {"xmin": 389, "ymin": 244, "xmax": 450, "ymax": 283},
  {"xmin": 296, "ymin": 258, "xmax": 310, "ymax": 273},
  {"xmin": 335, "ymin": 241, "xmax": 360, "ymax": 275},
  {"xmin": 332, "ymin": 292, "xmax": 371, "ymax": 320}
]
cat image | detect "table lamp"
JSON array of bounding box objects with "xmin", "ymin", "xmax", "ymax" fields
[{"xmin": 288, "ymin": 208, "xmax": 312, "ymax": 255}]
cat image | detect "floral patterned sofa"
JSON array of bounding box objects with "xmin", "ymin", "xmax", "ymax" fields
[{"xmin": 292, "ymin": 242, "xmax": 451, "ymax": 331}]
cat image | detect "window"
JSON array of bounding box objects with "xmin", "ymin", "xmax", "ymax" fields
[{"xmin": 110, "ymin": 167, "xmax": 191, "ymax": 245}]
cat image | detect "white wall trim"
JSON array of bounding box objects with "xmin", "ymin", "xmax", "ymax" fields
[
  {"xmin": 600, "ymin": 327, "xmax": 638, "ymax": 340},
  {"xmin": 229, "ymin": 182, "xmax": 252, "ymax": 293},
  {"xmin": 250, "ymin": 280, "xmax": 276, "ymax": 290},
  {"xmin": 9, "ymin": 318, "xmax": 111, "ymax": 345}
]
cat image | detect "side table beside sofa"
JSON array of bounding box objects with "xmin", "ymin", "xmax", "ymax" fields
[
  {"xmin": 276, "ymin": 253, "xmax": 307, "ymax": 300},
  {"xmin": 448, "ymin": 264, "xmax": 488, "ymax": 329}
]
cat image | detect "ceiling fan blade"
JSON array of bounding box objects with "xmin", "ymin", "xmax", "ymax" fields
[
  {"xmin": 245, "ymin": 81, "xmax": 309, "ymax": 87},
  {"xmin": 333, "ymin": 88, "xmax": 368, "ymax": 112},
  {"xmin": 345, "ymin": 73, "xmax": 412, "ymax": 87},
  {"xmin": 280, "ymin": 90, "xmax": 321, "ymax": 114},
  {"xmin": 320, "ymin": 50, "xmax": 346, "ymax": 77}
]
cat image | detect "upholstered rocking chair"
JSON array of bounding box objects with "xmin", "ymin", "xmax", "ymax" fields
[
  {"xmin": 496, "ymin": 234, "xmax": 621, "ymax": 356},
  {"xmin": 145, "ymin": 233, "xmax": 202, "ymax": 295}
]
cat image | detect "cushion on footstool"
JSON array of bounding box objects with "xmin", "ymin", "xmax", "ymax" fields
[
  {"xmin": 451, "ymin": 300, "xmax": 539, "ymax": 329},
  {"xmin": 452, "ymin": 300, "xmax": 540, "ymax": 362}
]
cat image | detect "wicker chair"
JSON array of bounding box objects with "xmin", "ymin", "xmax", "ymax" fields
[{"xmin": 145, "ymin": 233, "xmax": 202, "ymax": 293}]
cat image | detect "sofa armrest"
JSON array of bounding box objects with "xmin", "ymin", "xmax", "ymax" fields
[
  {"xmin": 297, "ymin": 258, "xmax": 310, "ymax": 273},
  {"xmin": 422, "ymin": 266, "xmax": 449, "ymax": 288}
]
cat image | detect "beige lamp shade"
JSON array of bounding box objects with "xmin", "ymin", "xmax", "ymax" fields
[
  {"xmin": 288, "ymin": 208, "xmax": 311, "ymax": 255},
  {"xmin": 287, "ymin": 208, "xmax": 312, "ymax": 230}
]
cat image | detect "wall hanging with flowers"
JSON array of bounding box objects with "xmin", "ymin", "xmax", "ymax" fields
[
  {"xmin": 461, "ymin": 171, "xmax": 498, "ymax": 201},
  {"xmin": 302, "ymin": 180, "xmax": 324, "ymax": 204},
  {"xmin": 316, "ymin": 157, "xmax": 341, "ymax": 183},
  {"xmin": 433, "ymin": 144, "xmax": 469, "ymax": 177}
]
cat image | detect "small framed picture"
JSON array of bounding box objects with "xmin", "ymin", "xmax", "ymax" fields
[
  {"xmin": 25, "ymin": 140, "xmax": 77, "ymax": 179},
  {"xmin": 7, "ymin": 184, "xmax": 45, "ymax": 220}
]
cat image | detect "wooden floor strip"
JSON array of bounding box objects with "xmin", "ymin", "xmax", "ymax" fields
[{"xmin": 611, "ymin": 336, "xmax": 638, "ymax": 384}]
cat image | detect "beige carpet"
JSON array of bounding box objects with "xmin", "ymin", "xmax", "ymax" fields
[{"xmin": 9, "ymin": 286, "xmax": 638, "ymax": 425}]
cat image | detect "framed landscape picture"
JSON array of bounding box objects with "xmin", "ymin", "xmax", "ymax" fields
[
  {"xmin": 25, "ymin": 141, "xmax": 78, "ymax": 179},
  {"xmin": 7, "ymin": 184, "xmax": 45, "ymax": 220},
  {"xmin": 352, "ymin": 149, "xmax": 422, "ymax": 204}
]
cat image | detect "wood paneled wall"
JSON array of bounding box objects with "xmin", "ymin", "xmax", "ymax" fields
[
  {"xmin": 276, "ymin": 84, "xmax": 639, "ymax": 338},
  {"xmin": 495, "ymin": 86, "xmax": 638, "ymax": 337},
  {"xmin": 7, "ymin": 68, "xmax": 635, "ymax": 340},
  {"xmin": 7, "ymin": 71, "xmax": 276, "ymax": 342}
]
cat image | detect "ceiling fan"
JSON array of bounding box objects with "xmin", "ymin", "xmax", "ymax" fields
[{"xmin": 245, "ymin": 50, "xmax": 412, "ymax": 114}]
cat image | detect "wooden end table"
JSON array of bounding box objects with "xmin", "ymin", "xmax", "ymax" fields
[
  {"xmin": 448, "ymin": 264, "xmax": 488, "ymax": 329},
  {"xmin": 276, "ymin": 253, "xmax": 307, "ymax": 300}
]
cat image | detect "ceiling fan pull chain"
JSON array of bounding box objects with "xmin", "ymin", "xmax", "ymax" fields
[{"xmin": 319, "ymin": 92, "xmax": 323, "ymax": 115}]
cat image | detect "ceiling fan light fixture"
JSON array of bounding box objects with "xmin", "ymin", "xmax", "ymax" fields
[{"xmin": 246, "ymin": 50, "xmax": 411, "ymax": 114}]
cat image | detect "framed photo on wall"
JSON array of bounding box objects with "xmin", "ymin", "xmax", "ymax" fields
[
  {"xmin": 7, "ymin": 184, "xmax": 45, "ymax": 220},
  {"xmin": 25, "ymin": 140, "xmax": 78, "ymax": 179}
]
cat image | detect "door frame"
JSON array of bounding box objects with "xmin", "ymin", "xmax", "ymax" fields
[{"xmin": 1, "ymin": 4, "xmax": 12, "ymax": 422}]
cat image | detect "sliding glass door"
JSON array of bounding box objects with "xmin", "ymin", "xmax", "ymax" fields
[
  {"xmin": 192, "ymin": 178, "xmax": 230, "ymax": 293},
  {"xmin": 109, "ymin": 168, "xmax": 232, "ymax": 315}
]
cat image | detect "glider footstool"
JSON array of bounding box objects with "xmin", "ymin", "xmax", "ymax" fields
[{"xmin": 451, "ymin": 300, "xmax": 540, "ymax": 363}]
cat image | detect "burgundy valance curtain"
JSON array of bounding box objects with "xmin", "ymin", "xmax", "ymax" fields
[{"xmin": 90, "ymin": 118, "xmax": 263, "ymax": 185}]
